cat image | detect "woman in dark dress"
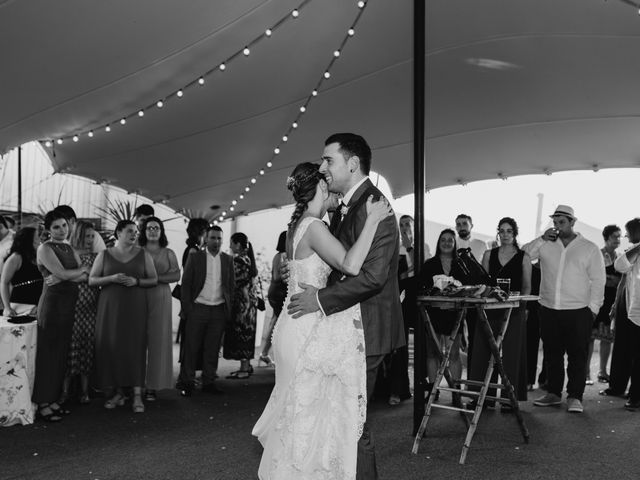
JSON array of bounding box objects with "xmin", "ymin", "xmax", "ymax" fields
[
  {"xmin": 90, "ymin": 220, "xmax": 157, "ymax": 413},
  {"xmin": 587, "ymin": 225, "xmax": 621, "ymax": 384},
  {"xmin": 418, "ymin": 229, "xmax": 465, "ymax": 398},
  {"xmin": 469, "ymin": 217, "xmax": 532, "ymax": 408},
  {"xmin": 32, "ymin": 211, "xmax": 90, "ymax": 422},
  {"xmin": 258, "ymin": 230, "xmax": 287, "ymax": 367},
  {"xmin": 224, "ymin": 232, "xmax": 258, "ymax": 379},
  {"xmin": 0, "ymin": 227, "xmax": 42, "ymax": 316}
]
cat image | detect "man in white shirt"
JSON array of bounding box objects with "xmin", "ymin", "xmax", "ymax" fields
[
  {"xmin": 455, "ymin": 214, "xmax": 487, "ymax": 262},
  {"xmin": 613, "ymin": 217, "xmax": 640, "ymax": 411},
  {"xmin": 177, "ymin": 225, "xmax": 235, "ymax": 396},
  {"xmin": 523, "ymin": 205, "xmax": 605, "ymax": 413}
]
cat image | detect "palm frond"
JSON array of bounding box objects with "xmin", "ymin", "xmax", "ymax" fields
[{"xmin": 94, "ymin": 196, "xmax": 137, "ymax": 224}]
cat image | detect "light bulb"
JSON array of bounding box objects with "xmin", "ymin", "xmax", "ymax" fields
[
  {"xmin": 120, "ymin": 118, "xmax": 126, "ymax": 125},
  {"xmin": 177, "ymin": 90, "xmax": 184, "ymax": 98},
  {"xmin": 105, "ymin": 125, "xmax": 111, "ymax": 132},
  {"xmin": 232, "ymin": 200, "xmax": 237, "ymax": 205},
  {"xmin": 251, "ymin": 178, "xmax": 256, "ymax": 184},
  {"xmin": 300, "ymin": 106, "xmax": 306, "ymax": 113},
  {"xmin": 243, "ymin": 47, "xmax": 250, "ymax": 56},
  {"xmin": 239, "ymin": 194, "xmax": 244, "ymax": 199},
  {"xmin": 312, "ymin": 90, "xmax": 318, "ymax": 96},
  {"xmin": 292, "ymin": 122, "xmax": 298, "ymax": 128},
  {"xmin": 218, "ymin": 216, "xmax": 223, "ymax": 221},
  {"xmin": 324, "ymin": 71, "xmax": 331, "ymax": 79},
  {"xmin": 282, "ymin": 135, "xmax": 288, "ymax": 142},
  {"xmin": 198, "ymin": 77, "xmax": 205, "ymax": 85},
  {"xmin": 358, "ymin": 1, "xmax": 365, "ymax": 8},
  {"xmin": 230, "ymin": 206, "xmax": 235, "ymax": 211},
  {"xmin": 274, "ymin": 148, "xmax": 280, "ymax": 154},
  {"xmin": 267, "ymin": 161, "xmax": 273, "ymax": 168},
  {"xmin": 73, "ymin": 135, "xmax": 79, "ymax": 142},
  {"xmin": 292, "ymin": 9, "xmax": 299, "ymax": 17},
  {"xmin": 45, "ymin": 141, "xmax": 52, "ymax": 147},
  {"xmin": 138, "ymin": 110, "xmax": 144, "ymax": 117},
  {"xmin": 348, "ymin": 28, "xmax": 355, "ymax": 36},
  {"xmin": 245, "ymin": 187, "xmax": 250, "ymax": 192},
  {"xmin": 219, "ymin": 63, "xmax": 226, "ymax": 71},
  {"xmin": 222, "ymin": 211, "xmax": 227, "ymax": 216},
  {"xmin": 334, "ymin": 50, "xmax": 341, "ymax": 57},
  {"xmin": 88, "ymin": 131, "xmax": 94, "ymax": 137},
  {"xmin": 259, "ymin": 169, "xmax": 265, "ymax": 175},
  {"xmin": 57, "ymin": 139, "xmax": 63, "ymax": 145},
  {"xmin": 157, "ymin": 100, "xmax": 164, "ymax": 108},
  {"xmin": 265, "ymin": 28, "xmax": 272, "ymax": 37}
]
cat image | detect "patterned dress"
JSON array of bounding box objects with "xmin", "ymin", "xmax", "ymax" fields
[
  {"xmin": 67, "ymin": 252, "xmax": 99, "ymax": 376},
  {"xmin": 223, "ymin": 253, "xmax": 258, "ymax": 360}
]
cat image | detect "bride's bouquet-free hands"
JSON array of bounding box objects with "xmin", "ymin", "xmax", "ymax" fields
[{"xmin": 365, "ymin": 195, "xmax": 394, "ymax": 223}]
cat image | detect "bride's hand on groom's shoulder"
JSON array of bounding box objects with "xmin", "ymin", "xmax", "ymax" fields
[
  {"xmin": 365, "ymin": 195, "xmax": 393, "ymax": 223},
  {"xmin": 287, "ymin": 282, "xmax": 320, "ymax": 318}
]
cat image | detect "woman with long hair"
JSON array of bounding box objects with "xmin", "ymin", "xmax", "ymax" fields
[
  {"xmin": 140, "ymin": 217, "xmax": 180, "ymax": 400},
  {"xmin": 32, "ymin": 211, "xmax": 90, "ymax": 422},
  {"xmin": 62, "ymin": 220, "xmax": 100, "ymax": 404},
  {"xmin": 0, "ymin": 227, "xmax": 42, "ymax": 317},
  {"xmin": 468, "ymin": 217, "xmax": 532, "ymax": 409},
  {"xmin": 224, "ymin": 232, "xmax": 259, "ymax": 378},
  {"xmin": 90, "ymin": 220, "xmax": 157, "ymax": 413},
  {"xmin": 258, "ymin": 230, "xmax": 288, "ymax": 367},
  {"xmin": 253, "ymin": 162, "xmax": 392, "ymax": 479},
  {"xmin": 418, "ymin": 229, "xmax": 466, "ymax": 400}
]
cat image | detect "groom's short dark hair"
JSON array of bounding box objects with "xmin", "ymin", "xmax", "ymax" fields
[{"xmin": 325, "ymin": 133, "xmax": 371, "ymax": 175}]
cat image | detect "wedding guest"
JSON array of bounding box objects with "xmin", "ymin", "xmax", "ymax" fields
[
  {"xmin": 90, "ymin": 220, "xmax": 157, "ymax": 413},
  {"xmin": 388, "ymin": 215, "xmax": 417, "ymax": 406},
  {"xmin": 526, "ymin": 262, "xmax": 545, "ymax": 390},
  {"xmin": 53, "ymin": 205, "xmax": 106, "ymax": 253},
  {"xmin": 468, "ymin": 217, "xmax": 532, "ymax": 410},
  {"xmin": 134, "ymin": 204, "xmax": 155, "ymax": 232},
  {"xmin": 524, "ymin": 205, "xmax": 605, "ymax": 413},
  {"xmin": 224, "ymin": 232, "xmax": 259, "ymax": 379},
  {"xmin": 62, "ymin": 221, "xmax": 100, "ymax": 405},
  {"xmin": 258, "ymin": 230, "xmax": 288, "ymax": 367},
  {"xmin": 418, "ymin": 229, "xmax": 465, "ymax": 401},
  {"xmin": 586, "ymin": 225, "xmax": 621, "ymax": 385},
  {"xmin": 140, "ymin": 217, "xmax": 180, "ymax": 400},
  {"xmin": 613, "ymin": 218, "xmax": 640, "ymax": 411},
  {"xmin": 32, "ymin": 210, "xmax": 90, "ymax": 422},
  {"xmin": 1, "ymin": 227, "xmax": 42, "ymax": 316}
]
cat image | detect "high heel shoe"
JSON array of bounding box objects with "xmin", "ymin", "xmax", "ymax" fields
[{"xmin": 258, "ymin": 354, "xmax": 274, "ymax": 367}]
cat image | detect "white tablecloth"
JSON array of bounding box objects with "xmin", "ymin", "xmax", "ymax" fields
[{"xmin": 0, "ymin": 317, "xmax": 37, "ymax": 426}]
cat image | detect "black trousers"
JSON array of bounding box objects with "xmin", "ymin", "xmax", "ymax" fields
[
  {"xmin": 539, "ymin": 306, "xmax": 592, "ymax": 401},
  {"xmin": 609, "ymin": 300, "xmax": 633, "ymax": 394},
  {"xmin": 629, "ymin": 321, "xmax": 640, "ymax": 402}
]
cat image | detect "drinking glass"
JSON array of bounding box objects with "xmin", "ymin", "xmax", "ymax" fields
[{"xmin": 496, "ymin": 278, "xmax": 511, "ymax": 294}]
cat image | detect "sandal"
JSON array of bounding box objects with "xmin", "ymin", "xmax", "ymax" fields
[
  {"xmin": 37, "ymin": 405, "xmax": 63, "ymax": 422},
  {"xmin": 132, "ymin": 395, "xmax": 145, "ymax": 413},
  {"xmin": 49, "ymin": 402, "xmax": 71, "ymax": 416},
  {"xmin": 226, "ymin": 370, "xmax": 251, "ymax": 380},
  {"xmin": 104, "ymin": 394, "xmax": 125, "ymax": 410}
]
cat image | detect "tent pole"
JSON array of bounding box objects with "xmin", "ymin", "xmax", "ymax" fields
[
  {"xmin": 412, "ymin": 0, "xmax": 426, "ymax": 435},
  {"xmin": 17, "ymin": 146, "xmax": 23, "ymax": 226}
]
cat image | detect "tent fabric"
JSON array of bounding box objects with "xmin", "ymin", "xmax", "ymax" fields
[{"xmin": 1, "ymin": 0, "xmax": 640, "ymax": 217}]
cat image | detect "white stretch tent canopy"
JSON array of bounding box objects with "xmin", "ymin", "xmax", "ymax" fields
[{"xmin": 2, "ymin": 0, "xmax": 640, "ymax": 217}]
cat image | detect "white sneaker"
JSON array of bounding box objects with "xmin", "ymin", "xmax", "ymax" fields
[
  {"xmin": 567, "ymin": 398, "xmax": 584, "ymax": 413},
  {"xmin": 533, "ymin": 393, "xmax": 562, "ymax": 407}
]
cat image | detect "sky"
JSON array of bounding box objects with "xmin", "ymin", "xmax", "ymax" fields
[{"xmin": 392, "ymin": 168, "xmax": 638, "ymax": 250}]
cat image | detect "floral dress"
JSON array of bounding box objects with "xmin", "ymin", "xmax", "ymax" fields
[{"xmin": 223, "ymin": 254, "xmax": 258, "ymax": 360}]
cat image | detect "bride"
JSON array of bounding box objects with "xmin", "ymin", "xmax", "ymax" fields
[{"xmin": 252, "ymin": 162, "xmax": 392, "ymax": 479}]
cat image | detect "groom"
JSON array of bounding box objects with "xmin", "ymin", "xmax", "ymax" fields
[{"xmin": 288, "ymin": 132, "xmax": 405, "ymax": 479}]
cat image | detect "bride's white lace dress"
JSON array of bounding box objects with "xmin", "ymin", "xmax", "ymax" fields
[{"xmin": 252, "ymin": 217, "xmax": 367, "ymax": 480}]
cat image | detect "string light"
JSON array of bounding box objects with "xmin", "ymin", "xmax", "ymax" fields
[
  {"xmin": 45, "ymin": 141, "xmax": 52, "ymax": 147},
  {"xmin": 38, "ymin": 0, "xmax": 313, "ymax": 148},
  {"xmin": 88, "ymin": 131, "xmax": 94, "ymax": 137},
  {"xmin": 218, "ymin": 0, "xmax": 370, "ymax": 221},
  {"xmin": 73, "ymin": 135, "xmax": 79, "ymax": 142},
  {"xmin": 57, "ymin": 139, "xmax": 63, "ymax": 145}
]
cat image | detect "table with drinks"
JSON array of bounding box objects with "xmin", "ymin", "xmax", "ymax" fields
[{"xmin": 0, "ymin": 316, "xmax": 38, "ymax": 426}]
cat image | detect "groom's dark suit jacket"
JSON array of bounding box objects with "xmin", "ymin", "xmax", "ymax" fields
[{"xmin": 318, "ymin": 178, "xmax": 405, "ymax": 356}]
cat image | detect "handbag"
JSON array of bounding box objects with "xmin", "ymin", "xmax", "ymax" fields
[
  {"xmin": 171, "ymin": 284, "xmax": 181, "ymax": 300},
  {"xmin": 256, "ymin": 278, "xmax": 266, "ymax": 311}
]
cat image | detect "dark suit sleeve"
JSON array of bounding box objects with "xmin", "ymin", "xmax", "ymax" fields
[
  {"xmin": 181, "ymin": 253, "xmax": 196, "ymax": 317},
  {"xmin": 317, "ymin": 208, "xmax": 398, "ymax": 316}
]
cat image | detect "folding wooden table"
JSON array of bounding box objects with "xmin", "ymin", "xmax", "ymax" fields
[{"xmin": 411, "ymin": 295, "xmax": 537, "ymax": 464}]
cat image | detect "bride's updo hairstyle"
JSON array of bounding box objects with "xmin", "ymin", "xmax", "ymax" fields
[{"xmin": 286, "ymin": 162, "xmax": 325, "ymax": 232}]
